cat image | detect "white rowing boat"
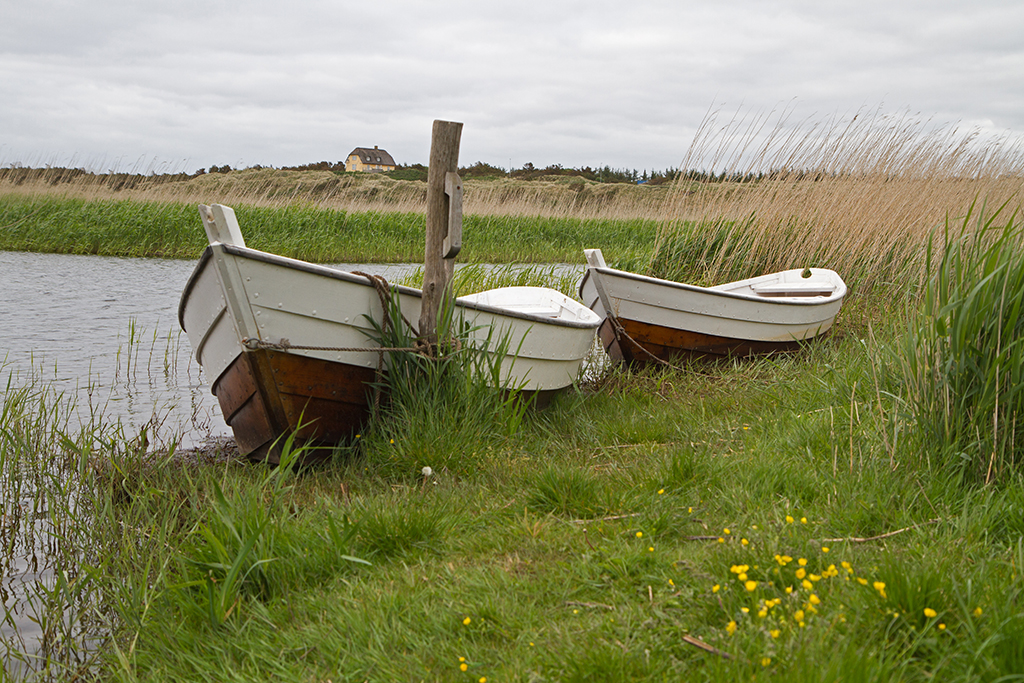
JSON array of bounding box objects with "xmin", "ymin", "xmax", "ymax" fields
[{"xmin": 579, "ymin": 248, "xmax": 846, "ymax": 363}]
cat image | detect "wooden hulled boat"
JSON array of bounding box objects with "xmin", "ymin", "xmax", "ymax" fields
[
  {"xmin": 579, "ymin": 249, "xmax": 847, "ymax": 364},
  {"xmin": 178, "ymin": 204, "xmax": 600, "ymax": 461}
]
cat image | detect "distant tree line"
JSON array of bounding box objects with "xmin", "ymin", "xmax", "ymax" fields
[{"xmin": 1, "ymin": 161, "xmax": 812, "ymax": 187}]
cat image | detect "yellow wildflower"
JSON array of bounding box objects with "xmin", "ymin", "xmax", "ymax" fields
[
  {"xmin": 712, "ymin": 584, "xmax": 720, "ymax": 593},
  {"xmin": 770, "ymin": 629, "xmax": 781, "ymax": 639},
  {"xmin": 745, "ymin": 580, "xmax": 758, "ymax": 592},
  {"xmin": 657, "ymin": 488, "xmax": 664, "ymax": 494},
  {"xmin": 463, "ymin": 617, "xmax": 471, "ymax": 625},
  {"xmin": 724, "ymin": 528, "xmax": 731, "ymax": 535},
  {"xmin": 822, "ymin": 546, "xmax": 829, "ymax": 553},
  {"xmin": 726, "ymin": 620, "xmax": 737, "ymax": 635},
  {"xmin": 669, "ymin": 579, "xmax": 674, "ymax": 587},
  {"xmin": 635, "ymin": 531, "xmax": 643, "ymax": 538},
  {"xmin": 761, "ymin": 657, "xmax": 772, "ymax": 667},
  {"xmin": 802, "ymin": 580, "xmax": 813, "ymax": 591},
  {"xmin": 801, "ymin": 517, "xmax": 808, "ymax": 524},
  {"xmin": 794, "ymin": 609, "xmax": 805, "ymax": 621},
  {"xmin": 873, "ymin": 581, "xmax": 887, "ymax": 599},
  {"xmin": 809, "ymin": 594, "xmax": 821, "ymax": 605},
  {"xmin": 939, "ymin": 623, "xmax": 946, "ymax": 631},
  {"xmin": 741, "ymin": 607, "xmax": 750, "ymax": 614},
  {"xmin": 857, "ymin": 577, "xmax": 868, "ymax": 585},
  {"xmin": 798, "ymin": 558, "xmax": 808, "ymax": 566},
  {"xmin": 460, "ymin": 664, "xmax": 468, "ymax": 672},
  {"xmin": 924, "ymin": 608, "xmax": 937, "ymax": 618},
  {"xmin": 758, "ymin": 609, "xmax": 767, "ymax": 618},
  {"xmin": 974, "ymin": 607, "xmax": 983, "ymax": 617},
  {"xmin": 785, "ymin": 585, "xmax": 793, "ymax": 594},
  {"xmin": 741, "ymin": 538, "xmax": 749, "ymax": 546},
  {"xmin": 649, "ymin": 547, "xmax": 654, "ymax": 552},
  {"xmin": 786, "ymin": 515, "xmax": 795, "ymax": 523},
  {"xmin": 796, "ymin": 568, "xmax": 806, "ymax": 580},
  {"xmin": 718, "ymin": 537, "xmax": 725, "ymax": 543},
  {"xmin": 810, "ymin": 574, "xmax": 821, "ymax": 582}
]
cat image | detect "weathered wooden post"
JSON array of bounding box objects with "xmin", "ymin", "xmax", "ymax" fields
[{"xmin": 419, "ymin": 119, "xmax": 463, "ymax": 349}]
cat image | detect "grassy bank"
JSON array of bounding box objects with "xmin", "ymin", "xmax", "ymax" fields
[
  {"xmin": 0, "ymin": 194, "xmax": 660, "ymax": 264},
  {"xmin": 5, "ymin": 288, "xmax": 1024, "ymax": 681}
]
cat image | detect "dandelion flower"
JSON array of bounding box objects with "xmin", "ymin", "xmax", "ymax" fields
[
  {"xmin": 688, "ymin": 507, "xmax": 693, "ymax": 513},
  {"xmin": 745, "ymin": 580, "xmax": 758, "ymax": 592},
  {"xmin": 809, "ymin": 594, "xmax": 821, "ymax": 605},
  {"xmin": 796, "ymin": 568, "xmax": 806, "ymax": 580},
  {"xmin": 810, "ymin": 574, "xmax": 821, "ymax": 582},
  {"xmin": 463, "ymin": 617, "xmax": 471, "ymax": 625},
  {"xmin": 658, "ymin": 488, "xmax": 664, "ymax": 494},
  {"xmin": 573, "ymin": 609, "xmax": 579, "ymax": 614},
  {"xmin": 741, "ymin": 538, "xmax": 749, "ymax": 546},
  {"xmin": 390, "ymin": 439, "xmax": 394, "ymax": 444},
  {"xmin": 924, "ymin": 608, "xmax": 937, "ymax": 618},
  {"xmin": 786, "ymin": 515, "xmax": 795, "ymax": 523},
  {"xmin": 770, "ymin": 629, "xmax": 781, "ymax": 639},
  {"xmin": 798, "ymin": 558, "xmax": 808, "ymax": 566},
  {"xmin": 939, "ymin": 623, "xmax": 946, "ymax": 631},
  {"xmin": 857, "ymin": 577, "xmax": 868, "ymax": 585},
  {"xmin": 873, "ymin": 581, "xmax": 887, "ymax": 599},
  {"xmin": 761, "ymin": 657, "xmax": 771, "ymax": 667},
  {"xmin": 794, "ymin": 609, "xmax": 805, "ymax": 622},
  {"xmin": 758, "ymin": 609, "xmax": 767, "ymax": 618},
  {"xmin": 421, "ymin": 466, "xmax": 433, "ymax": 477},
  {"xmin": 802, "ymin": 580, "xmax": 813, "ymax": 591},
  {"xmin": 669, "ymin": 579, "xmax": 675, "ymax": 587},
  {"xmin": 726, "ymin": 620, "xmax": 737, "ymax": 635},
  {"xmin": 718, "ymin": 537, "xmax": 725, "ymax": 543},
  {"xmin": 801, "ymin": 517, "xmax": 808, "ymax": 524},
  {"xmin": 741, "ymin": 607, "xmax": 750, "ymax": 614},
  {"xmin": 648, "ymin": 547, "xmax": 654, "ymax": 552},
  {"xmin": 636, "ymin": 531, "xmax": 643, "ymax": 538},
  {"xmin": 480, "ymin": 678, "xmax": 487, "ymax": 683},
  {"xmin": 738, "ymin": 573, "xmax": 748, "ymax": 582},
  {"xmin": 712, "ymin": 584, "xmax": 720, "ymax": 593},
  {"xmin": 724, "ymin": 528, "xmax": 731, "ymax": 535},
  {"xmin": 974, "ymin": 607, "xmax": 983, "ymax": 617},
  {"xmin": 822, "ymin": 547, "xmax": 829, "ymax": 553},
  {"xmin": 786, "ymin": 586, "xmax": 793, "ymax": 594},
  {"xmin": 460, "ymin": 657, "xmax": 466, "ymax": 662},
  {"xmin": 460, "ymin": 664, "xmax": 468, "ymax": 672}
]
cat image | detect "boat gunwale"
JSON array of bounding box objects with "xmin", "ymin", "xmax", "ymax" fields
[
  {"xmin": 179, "ymin": 243, "xmax": 601, "ymax": 332},
  {"xmin": 580, "ymin": 265, "xmax": 847, "ymax": 307}
]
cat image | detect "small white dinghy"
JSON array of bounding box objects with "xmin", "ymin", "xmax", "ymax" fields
[
  {"xmin": 579, "ymin": 248, "xmax": 847, "ymax": 363},
  {"xmin": 178, "ymin": 204, "xmax": 600, "ymax": 461}
]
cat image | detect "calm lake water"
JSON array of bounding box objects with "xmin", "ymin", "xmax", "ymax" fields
[{"xmin": 0, "ymin": 250, "xmax": 421, "ymax": 449}]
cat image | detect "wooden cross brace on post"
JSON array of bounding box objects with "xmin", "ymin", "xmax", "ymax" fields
[{"xmin": 418, "ymin": 120, "xmax": 464, "ymax": 350}]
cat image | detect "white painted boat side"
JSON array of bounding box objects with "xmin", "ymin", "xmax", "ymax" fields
[
  {"xmin": 180, "ymin": 246, "xmax": 600, "ymax": 392},
  {"xmin": 579, "ymin": 253, "xmax": 846, "ymax": 344}
]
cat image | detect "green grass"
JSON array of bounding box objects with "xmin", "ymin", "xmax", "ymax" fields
[
  {"xmin": 4, "ymin": 198, "xmax": 1024, "ymax": 681},
  {"xmin": 5, "ymin": 295, "xmax": 1024, "ymax": 681},
  {"xmin": 0, "ymin": 194, "xmax": 659, "ymax": 264}
]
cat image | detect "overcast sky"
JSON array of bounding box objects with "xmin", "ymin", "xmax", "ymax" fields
[{"xmin": 1, "ymin": 0, "xmax": 1022, "ymax": 174}]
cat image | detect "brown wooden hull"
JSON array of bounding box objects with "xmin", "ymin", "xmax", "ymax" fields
[
  {"xmin": 212, "ymin": 350, "xmax": 377, "ymax": 463},
  {"xmin": 599, "ymin": 317, "xmax": 808, "ymax": 365}
]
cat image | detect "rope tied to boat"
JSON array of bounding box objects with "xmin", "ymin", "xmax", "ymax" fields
[{"xmin": 606, "ymin": 313, "xmax": 710, "ymax": 375}]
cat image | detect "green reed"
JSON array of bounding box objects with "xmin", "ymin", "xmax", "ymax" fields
[
  {"xmin": 0, "ymin": 195, "xmax": 658, "ymax": 264},
  {"xmin": 895, "ymin": 202, "xmax": 1024, "ymax": 483}
]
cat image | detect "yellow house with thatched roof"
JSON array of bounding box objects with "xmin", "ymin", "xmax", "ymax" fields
[{"xmin": 346, "ymin": 146, "xmax": 396, "ymax": 173}]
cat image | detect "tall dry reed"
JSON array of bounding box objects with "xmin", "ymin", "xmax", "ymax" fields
[{"xmin": 652, "ymin": 106, "xmax": 1024, "ymax": 292}]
